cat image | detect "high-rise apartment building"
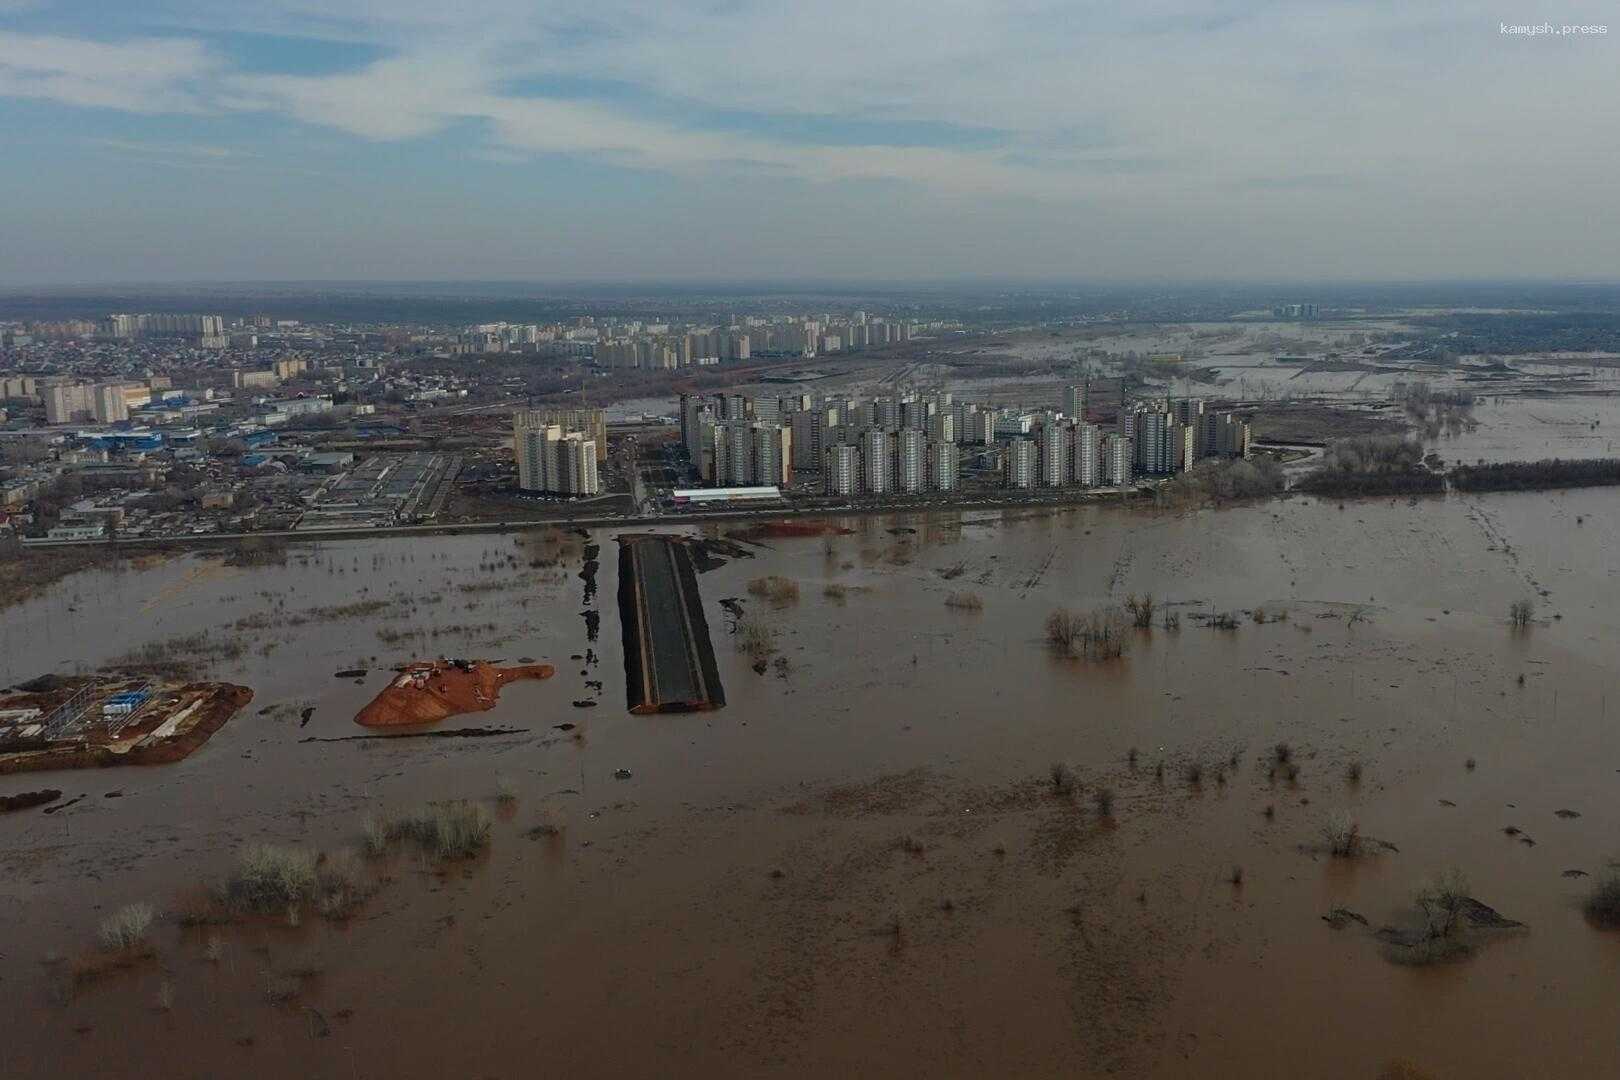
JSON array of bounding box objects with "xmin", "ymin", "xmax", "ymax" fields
[
  {"xmin": 824, "ymin": 444, "xmax": 861, "ymax": 496},
  {"xmin": 1063, "ymin": 384, "xmax": 1087, "ymax": 420},
  {"xmin": 45, "ymin": 383, "xmax": 93, "ymax": 423},
  {"xmin": 969, "ymin": 408, "xmax": 996, "ymax": 445},
  {"xmin": 752, "ymin": 424, "xmax": 792, "ymax": 487},
  {"xmin": 92, "ymin": 383, "xmax": 129, "ymax": 424},
  {"xmin": 1040, "ymin": 422, "xmax": 1073, "ymax": 487},
  {"xmin": 713, "ymin": 421, "xmax": 755, "ymax": 488},
  {"xmin": 896, "ymin": 429, "xmax": 927, "ymax": 493},
  {"xmin": 1173, "ymin": 397, "xmax": 1205, "ymax": 428},
  {"xmin": 929, "ymin": 440, "xmax": 960, "ymax": 491},
  {"xmin": 860, "ymin": 429, "xmax": 892, "ymax": 494},
  {"xmin": 1006, "ymin": 438, "xmax": 1038, "ymax": 489},
  {"xmin": 514, "ymin": 414, "xmax": 600, "ymax": 495},
  {"xmin": 522, "ymin": 407, "xmax": 607, "ymax": 462},
  {"xmin": 1102, "ymin": 435, "xmax": 1133, "ymax": 486},
  {"xmin": 1073, "ymin": 423, "xmax": 1101, "ymax": 487}
]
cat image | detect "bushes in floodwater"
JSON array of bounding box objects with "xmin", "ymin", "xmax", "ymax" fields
[
  {"xmin": 109, "ymin": 632, "xmax": 246, "ymax": 679},
  {"xmin": 1585, "ymin": 869, "xmax": 1620, "ymax": 929},
  {"xmin": 944, "ymin": 591, "xmax": 983, "ymax": 610},
  {"xmin": 98, "ymin": 903, "xmax": 155, "ymax": 952},
  {"xmin": 1322, "ymin": 813, "xmax": 1361, "ymax": 857},
  {"xmin": 1124, "ymin": 593, "xmax": 1155, "ymax": 628},
  {"xmin": 735, "ymin": 617, "xmax": 778, "ymax": 670},
  {"xmin": 366, "ymin": 801, "xmax": 493, "ymax": 861},
  {"xmin": 746, "ymin": 576, "xmax": 800, "ymax": 604},
  {"xmin": 222, "ymin": 844, "xmax": 373, "ymax": 919},
  {"xmin": 1509, "ymin": 598, "xmax": 1535, "ymax": 627},
  {"xmin": 224, "ymin": 845, "xmax": 317, "ymax": 912},
  {"xmin": 1045, "ymin": 606, "xmax": 1129, "ymax": 661},
  {"xmin": 1049, "ymin": 762, "xmax": 1076, "ymax": 798}
]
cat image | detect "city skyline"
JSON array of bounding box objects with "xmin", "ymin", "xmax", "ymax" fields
[{"xmin": 2, "ymin": 1, "xmax": 1617, "ymax": 285}]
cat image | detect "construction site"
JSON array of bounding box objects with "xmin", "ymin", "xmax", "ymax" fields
[{"xmin": 0, "ymin": 675, "xmax": 253, "ymax": 774}]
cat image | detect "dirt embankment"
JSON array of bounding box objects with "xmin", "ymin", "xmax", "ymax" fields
[{"xmin": 354, "ymin": 661, "xmax": 553, "ymax": 727}]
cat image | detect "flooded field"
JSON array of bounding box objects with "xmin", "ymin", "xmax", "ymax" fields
[{"xmin": 4, "ymin": 489, "xmax": 1620, "ymax": 1078}]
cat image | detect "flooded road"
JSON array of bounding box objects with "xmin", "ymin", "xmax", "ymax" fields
[{"xmin": 3, "ymin": 493, "xmax": 1620, "ymax": 1078}]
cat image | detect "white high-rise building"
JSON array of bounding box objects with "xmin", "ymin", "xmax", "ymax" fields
[
  {"xmin": 1133, "ymin": 410, "xmax": 1175, "ymax": 475},
  {"xmin": 1040, "ymin": 422, "xmax": 1073, "ymax": 487},
  {"xmin": 713, "ymin": 421, "xmax": 755, "ymax": 487},
  {"xmin": 896, "ymin": 429, "xmax": 927, "ymax": 493},
  {"xmin": 1006, "ymin": 438, "xmax": 1038, "ymax": 489},
  {"xmin": 861, "ymin": 429, "xmax": 892, "ymax": 494},
  {"xmin": 790, "ymin": 408, "xmax": 824, "ymax": 471},
  {"xmin": 44, "ymin": 382, "xmax": 93, "ymax": 424},
  {"xmin": 1074, "ymin": 423, "xmax": 1101, "ymax": 487},
  {"xmin": 556, "ymin": 433, "xmax": 600, "ymax": 495},
  {"xmin": 1063, "ymin": 384, "xmax": 1087, "ymax": 420},
  {"xmin": 1102, "ymin": 435, "xmax": 1132, "ymax": 486},
  {"xmin": 752, "ymin": 424, "xmax": 792, "ymax": 487},
  {"xmin": 92, "ymin": 383, "xmax": 129, "ymax": 424},
  {"xmin": 825, "ymin": 444, "xmax": 861, "ymax": 495},
  {"xmin": 969, "ymin": 409, "xmax": 996, "ymax": 445},
  {"xmin": 514, "ymin": 415, "xmax": 600, "ymax": 495},
  {"xmin": 929, "ymin": 440, "xmax": 960, "ymax": 491}
]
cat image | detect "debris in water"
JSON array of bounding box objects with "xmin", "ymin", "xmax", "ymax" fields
[
  {"xmin": 302, "ymin": 726, "xmax": 529, "ymax": 743},
  {"xmin": 333, "ymin": 669, "xmax": 367, "ymax": 679},
  {"xmin": 1, "ymin": 789, "xmax": 61, "ymax": 813},
  {"xmin": 613, "ymin": 768, "xmax": 632, "ymax": 780},
  {"xmin": 1323, "ymin": 907, "xmax": 1368, "ymax": 929},
  {"xmin": 572, "ymin": 700, "xmax": 597, "ymax": 709}
]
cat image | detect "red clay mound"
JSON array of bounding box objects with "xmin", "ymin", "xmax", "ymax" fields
[{"xmin": 355, "ymin": 661, "xmax": 554, "ymax": 728}]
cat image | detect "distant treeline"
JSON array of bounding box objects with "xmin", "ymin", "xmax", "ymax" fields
[
  {"xmin": 1296, "ymin": 471, "xmax": 1445, "ymax": 497},
  {"xmin": 1450, "ymin": 458, "xmax": 1620, "ymax": 492},
  {"xmin": 1406, "ymin": 313, "xmax": 1620, "ymax": 356}
]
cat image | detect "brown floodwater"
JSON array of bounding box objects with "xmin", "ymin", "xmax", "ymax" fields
[{"xmin": 3, "ymin": 491, "xmax": 1620, "ymax": 1078}]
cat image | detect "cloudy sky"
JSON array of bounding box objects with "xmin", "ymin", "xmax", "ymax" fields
[{"xmin": 0, "ymin": 1, "xmax": 1615, "ymax": 284}]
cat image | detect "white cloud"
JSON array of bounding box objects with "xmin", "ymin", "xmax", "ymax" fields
[
  {"xmin": 0, "ymin": 32, "xmax": 220, "ymax": 112},
  {"xmin": 2, "ymin": 0, "xmax": 1619, "ymax": 259}
]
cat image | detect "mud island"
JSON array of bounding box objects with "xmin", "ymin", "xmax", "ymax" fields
[{"xmin": 354, "ymin": 659, "xmax": 554, "ymax": 727}]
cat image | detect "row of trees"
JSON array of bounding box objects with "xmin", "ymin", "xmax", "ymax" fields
[
  {"xmin": 1451, "ymin": 458, "xmax": 1620, "ymax": 492},
  {"xmin": 1156, "ymin": 457, "xmax": 1286, "ymax": 508},
  {"xmin": 1297, "ymin": 435, "xmax": 1445, "ymax": 496}
]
